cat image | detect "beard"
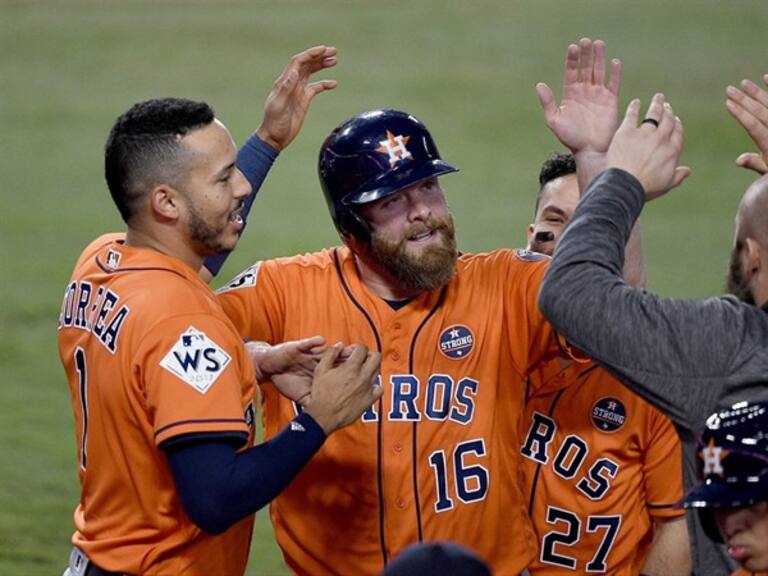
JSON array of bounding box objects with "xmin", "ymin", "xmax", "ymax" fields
[
  {"xmin": 368, "ymin": 214, "xmax": 458, "ymax": 293},
  {"xmin": 187, "ymin": 202, "xmax": 232, "ymax": 255},
  {"xmin": 725, "ymin": 242, "xmax": 756, "ymax": 305}
]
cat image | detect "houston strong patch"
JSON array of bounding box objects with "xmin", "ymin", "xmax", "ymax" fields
[{"xmin": 160, "ymin": 326, "xmax": 231, "ymax": 394}]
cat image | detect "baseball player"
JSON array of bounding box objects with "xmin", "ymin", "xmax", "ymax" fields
[
  {"xmin": 215, "ymin": 40, "xmax": 625, "ymax": 576},
  {"xmin": 58, "ymin": 48, "xmax": 382, "ymax": 576},
  {"xmin": 522, "ymin": 152, "xmax": 689, "ymax": 574},
  {"xmin": 681, "ymin": 401, "xmax": 768, "ymax": 576}
]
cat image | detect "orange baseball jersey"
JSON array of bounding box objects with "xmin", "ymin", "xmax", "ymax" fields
[
  {"xmin": 57, "ymin": 234, "xmax": 257, "ymax": 575},
  {"xmin": 521, "ymin": 360, "xmax": 684, "ymax": 574},
  {"xmin": 218, "ymin": 245, "xmax": 564, "ymax": 575}
]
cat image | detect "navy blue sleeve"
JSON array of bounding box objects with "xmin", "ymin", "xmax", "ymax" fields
[
  {"xmin": 203, "ymin": 133, "xmax": 279, "ymax": 276},
  {"xmin": 164, "ymin": 411, "xmax": 325, "ymax": 534}
]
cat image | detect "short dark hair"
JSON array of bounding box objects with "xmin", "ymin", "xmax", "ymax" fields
[
  {"xmin": 104, "ymin": 98, "xmax": 214, "ymax": 223},
  {"xmin": 533, "ymin": 152, "xmax": 576, "ymax": 216}
]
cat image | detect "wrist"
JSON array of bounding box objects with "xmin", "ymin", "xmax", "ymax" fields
[
  {"xmin": 254, "ymin": 128, "xmax": 282, "ymax": 153},
  {"xmin": 302, "ymin": 404, "xmax": 335, "ymax": 436}
]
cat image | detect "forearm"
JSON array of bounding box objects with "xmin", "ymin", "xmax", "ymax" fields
[
  {"xmin": 641, "ymin": 516, "xmax": 691, "ymax": 576},
  {"xmin": 166, "ymin": 411, "xmax": 324, "ymax": 534},
  {"xmin": 539, "ymin": 168, "xmax": 742, "ymax": 429},
  {"xmin": 203, "ymin": 134, "xmax": 279, "ymax": 277}
]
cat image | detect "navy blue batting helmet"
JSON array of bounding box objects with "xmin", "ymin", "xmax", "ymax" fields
[
  {"xmin": 318, "ymin": 109, "xmax": 458, "ymax": 240},
  {"xmin": 680, "ymin": 400, "xmax": 768, "ymax": 541}
]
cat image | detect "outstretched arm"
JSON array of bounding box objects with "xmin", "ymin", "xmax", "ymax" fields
[{"xmin": 202, "ymin": 46, "xmax": 339, "ymax": 278}]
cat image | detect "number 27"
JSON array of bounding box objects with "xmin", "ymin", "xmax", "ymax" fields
[{"xmin": 540, "ymin": 506, "xmax": 621, "ymax": 572}]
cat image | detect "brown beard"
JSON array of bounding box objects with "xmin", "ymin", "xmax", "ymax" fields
[
  {"xmin": 369, "ymin": 215, "xmax": 458, "ymax": 293},
  {"xmin": 725, "ymin": 241, "xmax": 755, "ymax": 305}
]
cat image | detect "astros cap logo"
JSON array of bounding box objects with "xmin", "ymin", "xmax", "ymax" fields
[
  {"xmin": 700, "ymin": 438, "xmax": 730, "ymax": 476},
  {"xmin": 376, "ymin": 130, "xmax": 412, "ymax": 166}
]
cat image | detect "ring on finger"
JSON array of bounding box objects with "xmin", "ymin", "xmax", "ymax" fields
[{"xmin": 641, "ymin": 118, "xmax": 660, "ymax": 128}]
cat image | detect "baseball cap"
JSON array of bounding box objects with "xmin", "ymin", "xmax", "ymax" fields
[{"xmin": 382, "ymin": 542, "xmax": 492, "ymax": 576}]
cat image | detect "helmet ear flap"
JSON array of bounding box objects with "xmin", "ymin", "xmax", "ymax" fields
[{"xmin": 338, "ymin": 208, "xmax": 371, "ymax": 243}]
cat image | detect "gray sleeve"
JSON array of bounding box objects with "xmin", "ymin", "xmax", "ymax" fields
[{"xmin": 539, "ymin": 168, "xmax": 768, "ymax": 432}]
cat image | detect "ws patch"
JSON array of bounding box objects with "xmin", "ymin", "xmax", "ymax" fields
[
  {"xmin": 160, "ymin": 326, "xmax": 231, "ymax": 394},
  {"xmin": 217, "ymin": 263, "xmax": 262, "ymax": 293}
]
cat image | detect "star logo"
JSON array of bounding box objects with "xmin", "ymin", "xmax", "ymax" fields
[
  {"xmin": 376, "ymin": 130, "xmax": 412, "ymax": 166},
  {"xmin": 608, "ymin": 401, "xmax": 617, "ymax": 411},
  {"xmin": 450, "ymin": 329, "xmax": 460, "ymax": 338},
  {"xmin": 700, "ymin": 438, "xmax": 729, "ymax": 476}
]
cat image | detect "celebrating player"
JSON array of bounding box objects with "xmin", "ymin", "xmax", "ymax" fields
[
  {"xmin": 681, "ymin": 401, "xmax": 768, "ymax": 575},
  {"xmin": 520, "ymin": 152, "xmax": 689, "ymax": 574},
  {"xmin": 216, "ymin": 40, "xmax": 625, "ymax": 575},
  {"xmin": 57, "ymin": 47, "xmax": 382, "ymax": 576},
  {"xmin": 538, "ymin": 60, "xmax": 768, "ymax": 571}
]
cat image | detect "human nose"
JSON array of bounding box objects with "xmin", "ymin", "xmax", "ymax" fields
[
  {"xmin": 715, "ymin": 508, "xmax": 747, "ymax": 539},
  {"xmin": 234, "ymin": 168, "xmax": 252, "ymax": 199},
  {"xmin": 407, "ymin": 194, "xmax": 431, "ymax": 222}
]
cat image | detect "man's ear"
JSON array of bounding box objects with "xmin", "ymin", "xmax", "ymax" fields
[
  {"xmin": 149, "ymin": 184, "xmax": 181, "ymax": 222},
  {"xmin": 744, "ymin": 237, "xmax": 762, "ymax": 275},
  {"xmin": 526, "ymin": 223, "xmax": 535, "ymax": 246}
]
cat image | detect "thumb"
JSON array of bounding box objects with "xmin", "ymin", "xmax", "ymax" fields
[
  {"xmin": 671, "ymin": 166, "xmax": 692, "ymax": 189},
  {"xmin": 736, "ymin": 153, "xmax": 768, "ymax": 175}
]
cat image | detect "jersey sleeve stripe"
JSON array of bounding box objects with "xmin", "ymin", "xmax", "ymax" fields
[{"xmin": 155, "ymin": 418, "xmax": 248, "ymax": 438}]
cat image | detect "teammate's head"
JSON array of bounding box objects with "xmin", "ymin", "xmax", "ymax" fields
[
  {"xmin": 527, "ymin": 152, "xmax": 579, "ymax": 256},
  {"xmin": 727, "ymin": 175, "xmax": 768, "ymax": 306},
  {"xmin": 681, "ymin": 400, "xmax": 768, "ymax": 571},
  {"xmin": 318, "ymin": 109, "xmax": 459, "ymax": 294},
  {"xmin": 105, "ymin": 98, "xmax": 251, "ymax": 256},
  {"xmin": 382, "ymin": 541, "xmax": 491, "ymax": 576}
]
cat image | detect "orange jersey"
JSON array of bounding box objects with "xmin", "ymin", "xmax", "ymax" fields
[
  {"xmin": 218, "ymin": 246, "xmax": 563, "ymax": 576},
  {"xmin": 57, "ymin": 234, "xmax": 257, "ymax": 575},
  {"xmin": 521, "ymin": 361, "xmax": 684, "ymax": 575}
]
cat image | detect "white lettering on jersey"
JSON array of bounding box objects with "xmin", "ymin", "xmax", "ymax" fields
[{"xmin": 160, "ymin": 326, "xmax": 231, "ymax": 394}]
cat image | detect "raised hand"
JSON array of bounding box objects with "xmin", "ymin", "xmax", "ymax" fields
[
  {"xmin": 256, "ymin": 45, "xmax": 338, "ymax": 152},
  {"xmin": 537, "ymin": 38, "xmax": 622, "ymax": 155},
  {"xmin": 606, "ymin": 94, "xmax": 691, "ymax": 200},
  {"xmin": 303, "ymin": 344, "xmax": 382, "ymax": 435},
  {"xmin": 726, "ymin": 75, "xmax": 768, "ymax": 175}
]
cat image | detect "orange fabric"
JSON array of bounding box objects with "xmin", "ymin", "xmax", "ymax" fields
[
  {"xmin": 58, "ymin": 234, "xmax": 256, "ymax": 576},
  {"xmin": 218, "ymin": 246, "xmax": 563, "ymax": 576},
  {"xmin": 521, "ymin": 360, "xmax": 684, "ymax": 575}
]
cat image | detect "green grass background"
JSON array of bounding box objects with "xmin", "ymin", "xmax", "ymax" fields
[{"xmin": 1, "ymin": 1, "xmax": 766, "ymax": 574}]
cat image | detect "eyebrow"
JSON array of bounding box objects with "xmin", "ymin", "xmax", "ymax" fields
[
  {"xmin": 541, "ymin": 205, "xmax": 568, "ymax": 217},
  {"xmin": 214, "ymin": 162, "xmax": 236, "ymax": 180}
]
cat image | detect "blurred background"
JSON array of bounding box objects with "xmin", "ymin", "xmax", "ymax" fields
[{"xmin": 2, "ymin": 1, "xmax": 766, "ymax": 573}]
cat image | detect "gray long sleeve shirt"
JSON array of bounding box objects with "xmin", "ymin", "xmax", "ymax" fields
[{"xmin": 539, "ymin": 167, "xmax": 768, "ymax": 575}]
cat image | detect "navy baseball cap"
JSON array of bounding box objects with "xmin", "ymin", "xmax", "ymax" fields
[{"xmin": 382, "ymin": 542, "xmax": 492, "ymax": 576}]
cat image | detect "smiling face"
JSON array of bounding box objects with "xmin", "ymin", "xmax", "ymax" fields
[
  {"xmin": 527, "ymin": 173, "xmax": 580, "ymax": 256},
  {"xmin": 714, "ymin": 501, "xmax": 768, "ymax": 571},
  {"xmin": 175, "ymin": 119, "xmax": 252, "ymax": 256},
  {"xmin": 357, "ymin": 176, "xmax": 457, "ymax": 294}
]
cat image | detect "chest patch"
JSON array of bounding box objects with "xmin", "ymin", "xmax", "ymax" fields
[
  {"xmin": 438, "ymin": 325, "xmax": 475, "ymax": 359},
  {"xmin": 591, "ymin": 397, "xmax": 627, "ymax": 432},
  {"xmin": 160, "ymin": 326, "xmax": 231, "ymax": 394}
]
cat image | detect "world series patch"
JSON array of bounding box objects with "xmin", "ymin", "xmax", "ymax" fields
[
  {"xmin": 591, "ymin": 397, "xmax": 627, "ymax": 432},
  {"xmin": 438, "ymin": 325, "xmax": 474, "ymax": 359}
]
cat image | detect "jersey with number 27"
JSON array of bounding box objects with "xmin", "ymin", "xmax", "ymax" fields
[{"xmin": 522, "ymin": 360, "xmax": 684, "ymax": 574}]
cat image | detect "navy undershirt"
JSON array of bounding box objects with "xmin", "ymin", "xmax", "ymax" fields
[{"xmin": 163, "ymin": 411, "xmax": 325, "ymax": 534}]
